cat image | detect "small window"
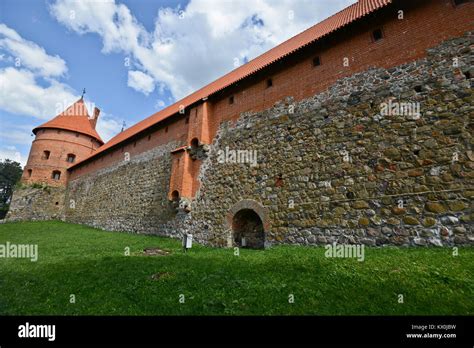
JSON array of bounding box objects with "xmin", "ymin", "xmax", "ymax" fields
[
  {"xmin": 312, "ymin": 56, "xmax": 321, "ymax": 67},
  {"xmin": 52, "ymin": 170, "xmax": 61, "ymax": 180},
  {"xmin": 27, "ymin": 169, "xmax": 32, "ymax": 178},
  {"xmin": 185, "ymin": 117, "xmax": 189, "ymax": 124},
  {"xmin": 66, "ymin": 154, "xmax": 76, "ymax": 163},
  {"xmin": 229, "ymin": 96, "xmax": 234, "ymax": 105},
  {"xmin": 171, "ymin": 190, "xmax": 180, "ymax": 202},
  {"xmin": 43, "ymin": 150, "xmax": 50, "ymax": 160},
  {"xmin": 372, "ymin": 28, "xmax": 384, "ymax": 42},
  {"xmin": 165, "ymin": 127, "xmax": 169, "ymax": 133},
  {"xmin": 190, "ymin": 138, "xmax": 199, "ymax": 149},
  {"xmin": 134, "ymin": 141, "xmax": 137, "ymax": 147},
  {"xmin": 266, "ymin": 78, "xmax": 273, "ymax": 88},
  {"xmin": 148, "ymin": 134, "xmax": 151, "ymax": 141}
]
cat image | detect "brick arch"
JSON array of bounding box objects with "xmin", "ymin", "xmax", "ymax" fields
[{"xmin": 226, "ymin": 199, "xmax": 271, "ymax": 233}]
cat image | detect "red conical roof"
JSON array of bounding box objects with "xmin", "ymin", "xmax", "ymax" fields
[{"xmin": 33, "ymin": 99, "xmax": 104, "ymax": 144}]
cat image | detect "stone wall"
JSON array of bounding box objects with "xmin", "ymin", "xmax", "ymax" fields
[
  {"xmin": 7, "ymin": 32, "xmax": 472, "ymax": 248},
  {"xmin": 65, "ymin": 141, "xmax": 180, "ymax": 233},
  {"xmin": 6, "ymin": 185, "xmax": 66, "ymax": 222},
  {"xmin": 182, "ymin": 31, "xmax": 474, "ymax": 247}
]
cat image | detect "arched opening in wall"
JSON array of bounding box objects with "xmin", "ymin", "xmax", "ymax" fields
[
  {"xmin": 189, "ymin": 138, "xmax": 200, "ymax": 160},
  {"xmin": 232, "ymin": 209, "xmax": 265, "ymax": 249},
  {"xmin": 170, "ymin": 190, "xmax": 180, "ymax": 210},
  {"xmin": 42, "ymin": 150, "xmax": 50, "ymax": 160},
  {"xmin": 190, "ymin": 138, "xmax": 199, "ymax": 149},
  {"xmin": 171, "ymin": 190, "xmax": 180, "ymax": 202},
  {"xmin": 27, "ymin": 169, "xmax": 32, "ymax": 178},
  {"xmin": 52, "ymin": 170, "xmax": 61, "ymax": 180}
]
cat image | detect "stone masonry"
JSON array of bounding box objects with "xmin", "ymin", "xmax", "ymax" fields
[{"xmin": 168, "ymin": 32, "xmax": 474, "ymax": 247}]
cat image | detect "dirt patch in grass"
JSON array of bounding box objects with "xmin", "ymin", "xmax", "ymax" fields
[{"xmin": 143, "ymin": 247, "xmax": 171, "ymax": 256}]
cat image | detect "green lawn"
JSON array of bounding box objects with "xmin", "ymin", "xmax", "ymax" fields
[{"xmin": 0, "ymin": 221, "xmax": 472, "ymax": 315}]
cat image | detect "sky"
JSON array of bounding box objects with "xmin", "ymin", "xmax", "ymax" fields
[{"xmin": 0, "ymin": 0, "xmax": 355, "ymax": 167}]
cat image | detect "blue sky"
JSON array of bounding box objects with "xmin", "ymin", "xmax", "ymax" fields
[{"xmin": 0, "ymin": 0, "xmax": 354, "ymax": 167}]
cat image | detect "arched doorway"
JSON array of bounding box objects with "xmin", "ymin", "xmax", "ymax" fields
[{"xmin": 232, "ymin": 209, "xmax": 265, "ymax": 249}]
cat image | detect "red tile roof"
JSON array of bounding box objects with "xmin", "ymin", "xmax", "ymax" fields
[
  {"xmin": 33, "ymin": 99, "xmax": 104, "ymax": 144},
  {"xmin": 71, "ymin": 0, "xmax": 392, "ymax": 169}
]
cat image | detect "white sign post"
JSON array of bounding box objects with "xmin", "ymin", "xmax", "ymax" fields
[{"xmin": 182, "ymin": 234, "xmax": 193, "ymax": 252}]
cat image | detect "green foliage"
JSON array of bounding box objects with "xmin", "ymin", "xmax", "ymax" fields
[
  {"xmin": 0, "ymin": 159, "xmax": 22, "ymax": 218},
  {"xmin": 0, "ymin": 221, "xmax": 472, "ymax": 315}
]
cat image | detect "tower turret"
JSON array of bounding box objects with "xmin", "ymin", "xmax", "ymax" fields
[{"xmin": 21, "ymin": 99, "xmax": 104, "ymax": 186}]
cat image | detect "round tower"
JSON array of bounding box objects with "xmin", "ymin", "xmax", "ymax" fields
[{"xmin": 21, "ymin": 98, "xmax": 104, "ymax": 186}]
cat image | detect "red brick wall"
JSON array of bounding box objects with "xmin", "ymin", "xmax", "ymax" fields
[
  {"xmin": 211, "ymin": 0, "xmax": 474, "ymax": 125},
  {"xmin": 69, "ymin": 115, "xmax": 189, "ymax": 180},
  {"xmin": 69, "ymin": 0, "xmax": 474, "ymax": 192},
  {"xmin": 22, "ymin": 128, "xmax": 102, "ymax": 186}
]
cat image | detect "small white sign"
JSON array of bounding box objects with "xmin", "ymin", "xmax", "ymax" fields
[{"xmin": 183, "ymin": 234, "xmax": 193, "ymax": 249}]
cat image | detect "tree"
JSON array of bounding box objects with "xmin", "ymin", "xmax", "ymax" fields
[{"xmin": 0, "ymin": 159, "xmax": 23, "ymax": 219}]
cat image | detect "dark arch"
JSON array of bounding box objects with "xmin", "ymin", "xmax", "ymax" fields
[
  {"xmin": 232, "ymin": 209, "xmax": 264, "ymax": 249},
  {"xmin": 171, "ymin": 190, "xmax": 180, "ymax": 202},
  {"xmin": 190, "ymin": 137, "xmax": 199, "ymax": 148},
  {"xmin": 226, "ymin": 199, "xmax": 270, "ymax": 249}
]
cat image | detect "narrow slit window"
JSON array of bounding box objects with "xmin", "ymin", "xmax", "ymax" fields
[
  {"xmin": 313, "ymin": 56, "xmax": 321, "ymax": 67},
  {"xmin": 229, "ymin": 96, "xmax": 234, "ymax": 105},
  {"xmin": 266, "ymin": 78, "xmax": 273, "ymax": 88},
  {"xmin": 372, "ymin": 28, "xmax": 384, "ymax": 42}
]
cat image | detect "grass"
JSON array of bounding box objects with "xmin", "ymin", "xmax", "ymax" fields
[{"xmin": 0, "ymin": 221, "xmax": 472, "ymax": 315}]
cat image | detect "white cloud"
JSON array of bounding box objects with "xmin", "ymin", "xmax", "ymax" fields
[
  {"xmin": 0, "ymin": 66, "xmax": 122, "ymax": 142},
  {"xmin": 95, "ymin": 112, "xmax": 123, "ymax": 142},
  {"xmin": 49, "ymin": 0, "xmax": 356, "ymax": 99},
  {"xmin": 0, "ymin": 67, "xmax": 78, "ymax": 119},
  {"xmin": 0, "ymin": 23, "xmax": 124, "ymax": 162},
  {"xmin": 0, "ymin": 23, "xmax": 67, "ymax": 78},
  {"xmin": 0, "ymin": 127, "xmax": 33, "ymax": 146},
  {"xmin": 0, "ymin": 145, "xmax": 25, "ymax": 167},
  {"xmin": 127, "ymin": 70, "xmax": 155, "ymax": 95}
]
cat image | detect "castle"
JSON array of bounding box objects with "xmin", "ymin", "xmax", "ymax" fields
[{"xmin": 7, "ymin": 0, "xmax": 474, "ymax": 248}]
